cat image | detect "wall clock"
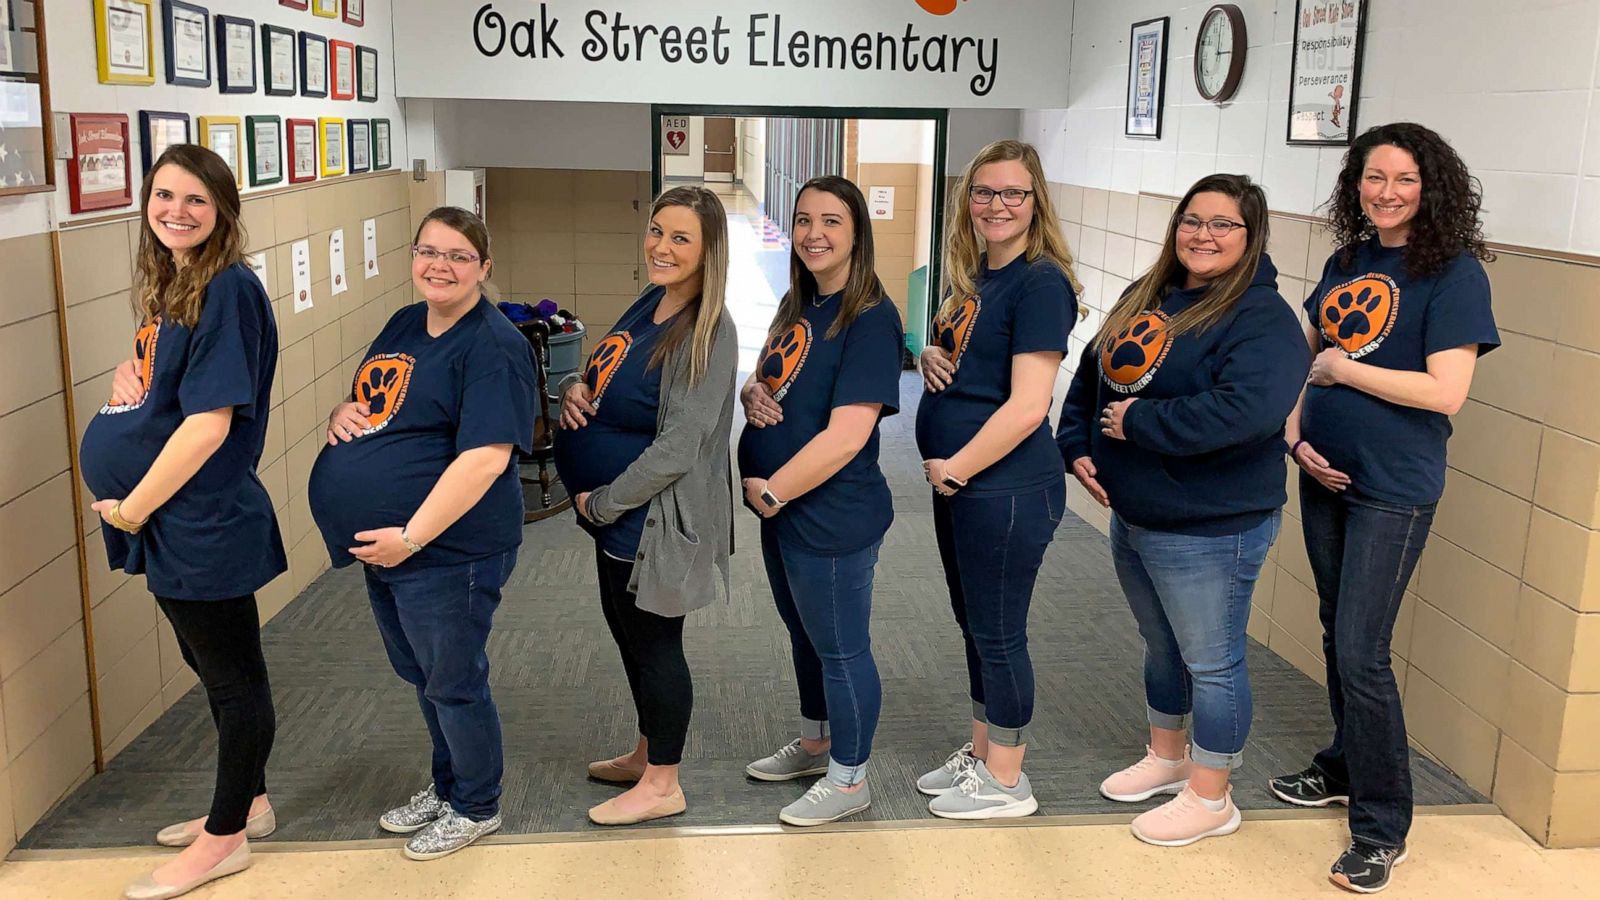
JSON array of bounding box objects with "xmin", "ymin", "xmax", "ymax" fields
[{"xmin": 1195, "ymin": 4, "xmax": 1247, "ymax": 103}]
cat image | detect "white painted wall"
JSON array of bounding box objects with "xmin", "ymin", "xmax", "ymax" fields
[
  {"xmin": 858, "ymin": 119, "xmax": 934, "ymax": 164},
  {"xmin": 946, "ymin": 108, "xmax": 1023, "ymax": 169},
  {"xmin": 739, "ymin": 117, "xmax": 766, "ymax": 206},
  {"xmin": 664, "ymin": 117, "xmax": 706, "ymax": 179},
  {"xmin": 1028, "ymin": 0, "xmax": 1600, "ymax": 253},
  {"xmin": 412, "ymin": 100, "xmax": 653, "ymax": 172}
]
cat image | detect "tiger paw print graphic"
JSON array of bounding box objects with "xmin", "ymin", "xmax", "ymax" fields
[
  {"xmin": 1319, "ymin": 274, "xmax": 1398, "ymax": 358},
  {"xmin": 759, "ymin": 321, "xmax": 813, "ymax": 401},
  {"xmin": 100, "ymin": 318, "xmax": 161, "ymax": 415},
  {"xmin": 584, "ymin": 333, "xmax": 633, "ymax": 410},
  {"xmin": 351, "ymin": 353, "xmax": 415, "ymax": 434},
  {"xmin": 932, "ymin": 297, "xmax": 981, "ymax": 372},
  {"xmin": 1100, "ymin": 312, "xmax": 1172, "ymax": 394}
]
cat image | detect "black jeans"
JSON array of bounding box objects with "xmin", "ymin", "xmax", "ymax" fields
[
  {"xmin": 1298, "ymin": 473, "xmax": 1435, "ymax": 848},
  {"xmin": 156, "ymin": 594, "xmax": 275, "ymax": 836},
  {"xmin": 596, "ymin": 548, "xmax": 693, "ymax": 766}
]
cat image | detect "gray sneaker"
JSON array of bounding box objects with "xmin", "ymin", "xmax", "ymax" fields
[
  {"xmin": 916, "ymin": 742, "xmax": 977, "ymax": 796},
  {"xmin": 928, "ymin": 760, "xmax": 1038, "ymax": 820},
  {"xmin": 779, "ymin": 779, "xmax": 872, "ymax": 826},
  {"xmin": 746, "ymin": 739, "xmax": 831, "ymax": 782},
  {"xmin": 379, "ymin": 784, "xmax": 450, "ymax": 834},
  {"xmin": 403, "ymin": 809, "xmax": 502, "ymax": 861}
]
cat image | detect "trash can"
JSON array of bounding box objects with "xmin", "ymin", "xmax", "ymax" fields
[{"xmin": 545, "ymin": 324, "xmax": 586, "ymax": 401}]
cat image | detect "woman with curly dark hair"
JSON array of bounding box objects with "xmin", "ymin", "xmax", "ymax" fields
[{"xmin": 1271, "ymin": 122, "xmax": 1499, "ymax": 894}]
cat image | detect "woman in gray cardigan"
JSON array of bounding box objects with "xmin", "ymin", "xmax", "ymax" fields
[{"xmin": 553, "ymin": 185, "xmax": 737, "ymax": 827}]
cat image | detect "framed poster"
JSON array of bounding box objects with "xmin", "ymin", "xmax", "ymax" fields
[
  {"xmin": 298, "ymin": 30, "xmax": 326, "ymax": 97},
  {"xmin": 318, "ymin": 116, "xmax": 344, "ymax": 177},
  {"xmin": 1287, "ymin": 0, "xmax": 1368, "ymax": 145},
  {"xmin": 329, "ymin": 38, "xmax": 354, "ymax": 100},
  {"xmin": 138, "ymin": 109, "xmax": 189, "ymax": 174},
  {"xmin": 347, "ymin": 117, "xmax": 369, "ymax": 173},
  {"xmin": 356, "ymin": 44, "xmax": 377, "ymax": 102},
  {"xmin": 343, "ymin": 0, "xmax": 363, "ymax": 27},
  {"xmin": 95, "ymin": 0, "xmax": 155, "ymax": 85},
  {"xmin": 311, "ymin": 0, "xmax": 337, "ymax": 19},
  {"xmin": 68, "ymin": 113, "xmax": 131, "ymax": 213},
  {"xmin": 262, "ymin": 23, "xmax": 295, "ymax": 96},
  {"xmin": 371, "ymin": 118, "xmax": 390, "ymax": 170},
  {"xmin": 1125, "ymin": 17, "xmax": 1168, "ymax": 138},
  {"xmin": 198, "ymin": 115, "xmax": 242, "ymax": 186},
  {"xmin": 0, "ymin": 0, "xmax": 56, "ymax": 196},
  {"xmin": 246, "ymin": 115, "xmax": 281, "ymax": 186},
  {"xmin": 214, "ymin": 14, "xmax": 254, "ymax": 93},
  {"xmin": 161, "ymin": 0, "xmax": 208, "ymax": 87},
  {"xmin": 287, "ymin": 117, "xmax": 317, "ymax": 183}
]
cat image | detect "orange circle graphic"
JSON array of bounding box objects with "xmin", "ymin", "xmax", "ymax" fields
[
  {"xmin": 1319, "ymin": 275, "xmax": 1398, "ymax": 358},
  {"xmin": 1100, "ymin": 312, "xmax": 1172, "ymax": 392}
]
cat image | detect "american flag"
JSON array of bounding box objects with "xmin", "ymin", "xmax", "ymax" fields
[{"xmin": 0, "ymin": 1, "xmax": 48, "ymax": 190}]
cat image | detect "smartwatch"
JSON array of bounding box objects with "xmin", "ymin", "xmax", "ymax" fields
[
  {"xmin": 760, "ymin": 486, "xmax": 787, "ymax": 510},
  {"xmin": 941, "ymin": 473, "xmax": 968, "ymax": 491}
]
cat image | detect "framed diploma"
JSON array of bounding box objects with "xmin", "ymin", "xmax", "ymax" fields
[
  {"xmin": 198, "ymin": 115, "xmax": 242, "ymax": 186},
  {"xmin": 298, "ymin": 31, "xmax": 326, "ymax": 98},
  {"xmin": 347, "ymin": 118, "xmax": 369, "ymax": 173},
  {"xmin": 246, "ymin": 115, "xmax": 282, "ymax": 187},
  {"xmin": 161, "ymin": 0, "xmax": 208, "ymax": 87},
  {"xmin": 318, "ymin": 117, "xmax": 344, "ymax": 177},
  {"xmin": 311, "ymin": 0, "xmax": 337, "ymax": 19},
  {"xmin": 356, "ymin": 44, "xmax": 377, "ymax": 102},
  {"xmin": 262, "ymin": 24, "xmax": 295, "ymax": 96},
  {"xmin": 138, "ymin": 109, "xmax": 189, "ymax": 175},
  {"xmin": 1125, "ymin": 17, "xmax": 1169, "ymax": 139},
  {"xmin": 287, "ymin": 117, "xmax": 317, "ymax": 183},
  {"xmin": 279, "ymin": 1, "xmax": 308, "ymax": 9},
  {"xmin": 96, "ymin": 0, "xmax": 155, "ymax": 85},
  {"xmin": 214, "ymin": 14, "xmax": 254, "ymax": 93},
  {"xmin": 329, "ymin": 38, "xmax": 354, "ymax": 100},
  {"xmin": 371, "ymin": 118, "xmax": 390, "ymax": 170},
  {"xmin": 68, "ymin": 113, "xmax": 132, "ymax": 213},
  {"xmin": 343, "ymin": 0, "xmax": 363, "ymax": 27}
]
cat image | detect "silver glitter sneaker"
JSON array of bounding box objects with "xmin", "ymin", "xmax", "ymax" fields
[
  {"xmin": 745, "ymin": 739, "xmax": 831, "ymax": 782},
  {"xmin": 916, "ymin": 742, "xmax": 977, "ymax": 796},
  {"xmin": 403, "ymin": 809, "xmax": 502, "ymax": 861},
  {"xmin": 378, "ymin": 784, "xmax": 450, "ymax": 834}
]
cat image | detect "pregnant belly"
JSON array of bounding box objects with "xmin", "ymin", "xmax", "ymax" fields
[{"xmin": 553, "ymin": 422, "xmax": 652, "ymax": 496}]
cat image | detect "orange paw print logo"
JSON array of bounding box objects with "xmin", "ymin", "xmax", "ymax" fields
[
  {"xmin": 351, "ymin": 353, "xmax": 415, "ymax": 433},
  {"xmin": 103, "ymin": 318, "xmax": 161, "ymax": 413},
  {"xmin": 759, "ymin": 321, "xmax": 813, "ymax": 401},
  {"xmin": 1100, "ymin": 312, "xmax": 1172, "ymax": 394},
  {"xmin": 915, "ymin": 0, "xmax": 965, "ymax": 14},
  {"xmin": 1319, "ymin": 274, "xmax": 1398, "ymax": 358},
  {"xmin": 584, "ymin": 332, "xmax": 633, "ymax": 408},
  {"xmin": 933, "ymin": 297, "xmax": 981, "ymax": 369}
]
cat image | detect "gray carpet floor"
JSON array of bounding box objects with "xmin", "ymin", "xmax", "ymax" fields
[{"xmin": 18, "ymin": 374, "xmax": 1484, "ymax": 849}]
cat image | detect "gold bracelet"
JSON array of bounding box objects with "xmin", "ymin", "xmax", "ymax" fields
[{"xmin": 108, "ymin": 502, "xmax": 146, "ymax": 534}]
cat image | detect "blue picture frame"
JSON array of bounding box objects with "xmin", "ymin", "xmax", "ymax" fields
[
  {"xmin": 214, "ymin": 14, "xmax": 256, "ymax": 94},
  {"xmin": 298, "ymin": 31, "xmax": 327, "ymax": 98},
  {"xmin": 347, "ymin": 118, "xmax": 370, "ymax": 173},
  {"xmin": 138, "ymin": 110, "xmax": 191, "ymax": 175},
  {"xmin": 161, "ymin": 0, "xmax": 211, "ymax": 88}
]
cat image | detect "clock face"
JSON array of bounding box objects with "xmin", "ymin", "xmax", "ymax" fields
[{"xmin": 1198, "ymin": 9, "xmax": 1234, "ymax": 98}]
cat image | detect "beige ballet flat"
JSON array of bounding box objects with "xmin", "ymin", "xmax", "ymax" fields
[
  {"xmin": 124, "ymin": 839, "xmax": 251, "ymax": 900},
  {"xmin": 155, "ymin": 807, "xmax": 276, "ymax": 847},
  {"xmin": 586, "ymin": 758, "xmax": 645, "ymax": 784},
  {"xmin": 588, "ymin": 788, "xmax": 686, "ymax": 826}
]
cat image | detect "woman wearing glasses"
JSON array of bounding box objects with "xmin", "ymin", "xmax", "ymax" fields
[
  {"xmin": 1056, "ymin": 174, "xmax": 1308, "ymax": 847},
  {"xmin": 914, "ymin": 140, "xmax": 1081, "ymax": 819},
  {"xmin": 308, "ymin": 207, "xmax": 537, "ymax": 861}
]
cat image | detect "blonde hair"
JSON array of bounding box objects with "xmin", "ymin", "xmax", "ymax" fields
[
  {"xmin": 648, "ymin": 186, "xmax": 729, "ymax": 386},
  {"xmin": 133, "ymin": 145, "xmax": 247, "ymax": 328},
  {"xmin": 939, "ymin": 140, "xmax": 1084, "ymax": 320}
]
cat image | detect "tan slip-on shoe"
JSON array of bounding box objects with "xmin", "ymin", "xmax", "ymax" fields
[
  {"xmin": 588, "ymin": 788, "xmax": 686, "ymax": 826},
  {"xmin": 156, "ymin": 807, "xmax": 276, "ymax": 847},
  {"xmin": 124, "ymin": 840, "xmax": 251, "ymax": 900}
]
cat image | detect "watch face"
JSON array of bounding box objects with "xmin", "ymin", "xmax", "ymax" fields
[{"xmin": 1198, "ymin": 9, "xmax": 1233, "ymax": 97}]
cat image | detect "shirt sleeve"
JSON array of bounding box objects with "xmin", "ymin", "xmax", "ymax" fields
[
  {"xmin": 178, "ymin": 269, "xmax": 267, "ymax": 419},
  {"xmin": 1422, "ymin": 261, "xmax": 1500, "ymax": 357},
  {"xmin": 831, "ymin": 301, "xmax": 904, "ymax": 416},
  {"xmin": 1009, "ymin": 264, "xmax": 1077, "ymax": 356},
  {"xmin": 455, "ymin": 329, "xmax": 537, "ymax": 456},
  {"xmin": 1054, "ymin": 342, "xmax": 1101, "ymax": 463}
]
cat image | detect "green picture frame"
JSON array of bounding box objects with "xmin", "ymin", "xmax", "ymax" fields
[{"xmin": 246, "ymin": 114, "xmax": 282, "ymax": 186}]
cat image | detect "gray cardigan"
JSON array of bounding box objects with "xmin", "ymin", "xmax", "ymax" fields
[{"xmin": 558, "ymin": 308, "xmax": 737, "ymax": 617}]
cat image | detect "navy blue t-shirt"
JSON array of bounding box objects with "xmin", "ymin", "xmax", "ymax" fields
[
  {"xmin": 78, "ymin": 263, "xmax": 287, "ymax": 600},
  {"xmin": 1300, "ymin": 239, "xmax": 1499, "ymax": 506},
  {"xmin": 915, "ymin": 254, "xmax": 1076, "ymax": 495},
  {"xmin": 307, "ymin": 297, "xmax": 537, "ymax": 568},
  {"xmin": 553, "ymin": 287, "xmax": 674, "ymax": 560},
  {"xmin": 737, "ymin": 293, "xmax": 903, "ymax": 554}
]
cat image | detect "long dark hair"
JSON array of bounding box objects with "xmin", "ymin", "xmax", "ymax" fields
[
  {"xmin": 133, "ymin": 144, "xmax": 246, "ymax": 328},
  {"xmin": 1325, "ymin": 122, "xmax": 1493, "ymax": 278},
  {"xmin": 768, "ymin": 176, "xmax": 886, "ymax": 341}
]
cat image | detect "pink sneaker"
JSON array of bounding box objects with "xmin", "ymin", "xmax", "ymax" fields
[
  {"xmin": 1099, "ymin": 746, "xmax": 1191, "ymax": 802},
  {"xmin": 1130, "ymin": 786, "xmax": 1241, "ymax": 847}
]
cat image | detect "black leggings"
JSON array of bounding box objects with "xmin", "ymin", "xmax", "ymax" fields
[
  {"xmin": 595, "ymin": 550, "xmax": 692, "ymax": 766},
  {"xmin": 156, "ymin": 594, "xmax": 276, "ymax": 836}
]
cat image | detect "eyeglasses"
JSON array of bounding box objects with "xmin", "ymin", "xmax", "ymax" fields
[
  {"xmin": 1175, "ymin": 214, "xmax": 1248, "ymax": 237},
  {"xmin": 969, "ymin": 186, "xmax": 1034, "ymax": 208},
  {"xmin": 412, "ymin": 245, "xmax": 482, "ymax": 265}
]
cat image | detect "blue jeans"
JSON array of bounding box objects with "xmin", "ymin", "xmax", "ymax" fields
[
  {"xmin": 364, "ymin": 550, "xmax": 516, "ymax": 820},
  {"xmin": 931, "ymin": 480, "xmax": 1065, "ymax": 747},
  {"xmin": 1300, "ymin": 474, "xmax": 1435, "ymax": 848},
  {"xmin": 761, "ymin": 525, "xmax": 882, "ymax": 786},
  {"xmin": 1110, "ymin": 512, "xmax": 1278, "ymax": 769}
]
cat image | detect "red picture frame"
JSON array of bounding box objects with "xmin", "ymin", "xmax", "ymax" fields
[
  {"xmin": 279, "ymin": 0, "xmax": 309, "ymax": 9},
  {"xmin": 68, "ymin": 113, "xmax": 133, "ymax": 213},
  {"xmin": 286, "ymin": 117, "xmax": 319, "ymax": 183},
  {"xmin": 328, "ymin": 39, "xmax": 356, "ymax": 100},
  {"xmin": 342, "ymin": 0, "xmax": 364, "ymax": 27}
]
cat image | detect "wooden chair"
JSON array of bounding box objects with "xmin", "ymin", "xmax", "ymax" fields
[{"xmin": 515, "ymin": 319, "xmax": 572, "ymax": 522}]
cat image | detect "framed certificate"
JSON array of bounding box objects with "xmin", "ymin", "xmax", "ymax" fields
[
  {"xmin": 371, "ymin": 118, "xmax": 390, "ymax": 170},
  {"xmin": 68, "ymin": 113, "xmax": 132, "ymax": 213},
  {"xmin": 318, "ymin": 116, "xmax": 344, "ymax": 177},
  {"xmin": 298, "ymin": 31, "xmax": 326, "ymax": 97},
  {"xmin": 96, "ymin": 0, "xmax": 156, "ymax": 85},
  {"xmin": 356, "ymin": 44, "xmax": 377, "ymax": 102},
  {"xmin": 214, "ymin": 14, "xmax": 254, "ymax": 93},
  {"xmin": 246, "ymin": 115, "xmax": 282, "ymax": 187},
  {"xmin": 138, "ymin": 110, "xmax": 190, "ymax": 175},
  {"xmin": 287, "ymin": 117, "xmax": 317, "ymax": 183},
  {"xmin": 311, "ymin": 0, "xmax": 337, "ymax": 18},
  {"xmin": 329, "ymin": 38, "xmax": 354, "ymax": 100},
  {"xmin": 198, "ymin": 115, "xmax": 242, "ymax": 186},
  {"xmin": 1125, "ymin": 17, "xmax": 1169, "ymax": 139},
  {"xmin": 343, "ymin": 0, "xmax": 363, "ymax": 27},
  {"xmin": 262, "ymin": 24, "xmax": 295, "ymax": 96},
  {"xmin": 161, "ymin": 0, "xmax": 208, "ymax": 87},
  {"xmin": 347, "ymin": 118, "xmax": 369, "ymax": 173}
]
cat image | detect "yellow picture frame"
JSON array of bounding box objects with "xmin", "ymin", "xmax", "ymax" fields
[
  {"xmin": 312, "ymin": 0, "xmax": 339, "ymax": 19},
  {"xmin": 95, "ymin": 0, "xmax": 157, "ymax": 85},
  {"xmin": 198, "ymin": 116, "xmax": 245, "ymax": 188},
  {"xmin": 318, "ymin": 117, "xmax": 346, "ymax": 177}
]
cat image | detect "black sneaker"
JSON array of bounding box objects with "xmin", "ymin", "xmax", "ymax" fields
[
  {"xmin": 1329, "ymin": 840, "xmax": 1408, "ymax": 893},
  {"xmin": 1268, "ymin": 765, "xmax": 1350, "ymax": 807}
]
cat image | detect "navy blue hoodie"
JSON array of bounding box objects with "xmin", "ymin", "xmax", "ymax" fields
[{"xmin": 1056, "ymin": 254, "xmax": 1310, "ymax": 536}]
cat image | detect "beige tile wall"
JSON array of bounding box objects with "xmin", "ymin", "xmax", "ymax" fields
[
  {"xmin": 1052, "ymin": 182, "xmax": 1600, "ymax": 848},
  {"xmin": 854, "ymin": 162, "xmax": 927, "ymax": 324}
]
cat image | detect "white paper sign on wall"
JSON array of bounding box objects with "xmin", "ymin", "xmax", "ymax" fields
[
  {"xmin": 364, "ymin": 219, "xmax": 379, "ymax": 279},
  {"xmin": 291, "ymin": 240, "xmax": 313, "ymax": 313},
  {"xmin": 869, "ymin": 186, "xmax": 894, "ymax": 220},
  {"xmin": 330, "ymin": 229, "xmax": 348, "ymax": 296}
]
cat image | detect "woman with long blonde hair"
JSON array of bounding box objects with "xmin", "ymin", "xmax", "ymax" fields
[{"xmin": 913, "ymin": 140, "xmax": 1082, "ymax": 819}]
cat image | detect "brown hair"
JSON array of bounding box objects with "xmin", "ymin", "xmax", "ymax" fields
[
  {"xmin": 133, "ymin": 145, "xmax": 247, "ymax": 328},
  {"xmin": 768, "ymin": 176, "xmax": 888, "ymax": 342},
  {"xmin": 413, "ymin": 205, "xmax": 492, "ymax": 262},
  {"xmin": 647, "ymin": 186, "xmax": 729, "ymax": 385}
]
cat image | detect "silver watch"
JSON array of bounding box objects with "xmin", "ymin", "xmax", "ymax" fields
[{"xmin": 399, "ymin": 528, "xmax": 424, "ymax": 554}]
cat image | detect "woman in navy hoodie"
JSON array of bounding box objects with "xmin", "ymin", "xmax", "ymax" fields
[{"xmin": 1057, "ymin": 174, "xmax": 1308, "ymax": 847}]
